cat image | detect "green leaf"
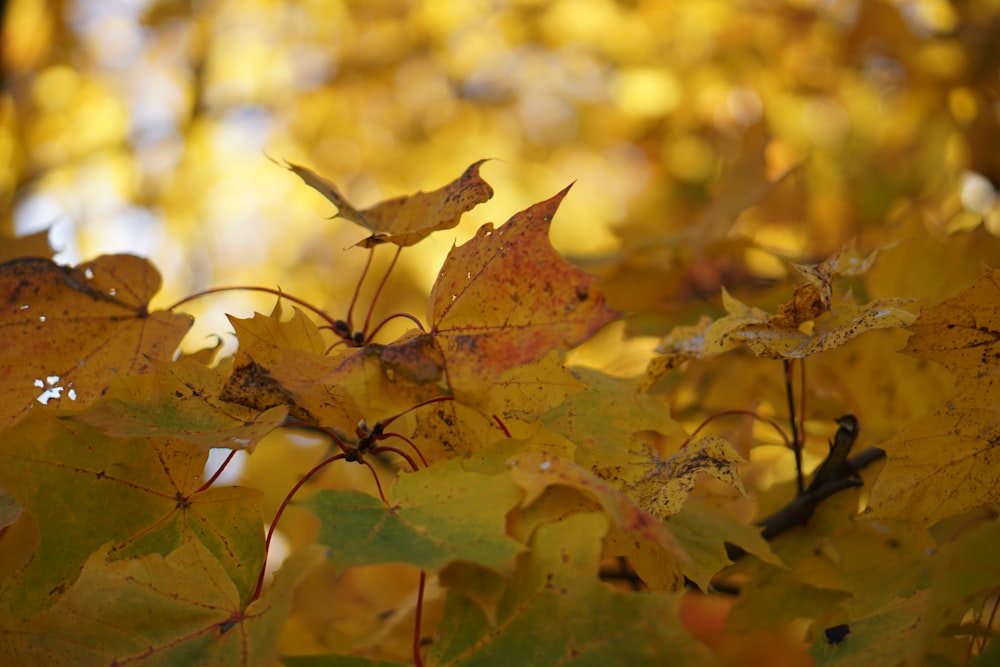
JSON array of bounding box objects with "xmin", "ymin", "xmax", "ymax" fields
[
  {"xmin": 304, "ymin": 460, "xmax": 524, "ymax": 574},
  {"xmin": 429, "ymin": 513, "xmax": 719, "ymax": 666},
  {"xmin": 541, "ymin": 367, "xmax": 686, "ymax": 468},
  {"xmin": 809, "ymin": 592, "xmax": 930, "ymax": 667},
  {"xmin": 669, "ymin": 496, "xmax": 783, "ymax": 590},
  {"xmin": 0, "ymin": 539, "xmax": 319, "ymax": 667},
  {"xmin": 72, "ymin": 357, "xmax": 287, "ymax": 450},
  {"xmin": 0, "ymin": 412, "xmax": 264, "ymax": 619}
]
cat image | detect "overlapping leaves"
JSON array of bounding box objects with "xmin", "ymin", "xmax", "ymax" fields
[{"xmin": 0, "ymin": 255, "xmax": 192, "ymax": 430}]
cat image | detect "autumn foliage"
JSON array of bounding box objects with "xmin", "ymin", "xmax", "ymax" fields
[
  {"xmin": 1, "ymin": 156, "xmax": 999, "ymax": 666},
  {"xmin": 4, "ymin": 1, "xmax": 1000, "ymax": 666}
]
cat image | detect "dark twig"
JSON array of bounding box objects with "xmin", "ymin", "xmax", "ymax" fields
[
  {"xmin": 724, "ymin": 446, "xmax": 886, "ymax": 561},
  {"xmin": 783, "ymin": 359, "xmax": 804, "ymax": 495}
]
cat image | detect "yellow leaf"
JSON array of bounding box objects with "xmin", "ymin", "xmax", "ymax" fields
[
  {"xmin": 287, "ymin": 160, "xmax": 493, "ymax": 248},
  {"xmin": 868, "ymin": 268, "xmax": 1000, "ymax": 524}
]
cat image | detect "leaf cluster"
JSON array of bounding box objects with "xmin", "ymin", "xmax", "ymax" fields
[{"xmin": 2, "ymin": 159, "xmax": 1000, "ymax": 667}]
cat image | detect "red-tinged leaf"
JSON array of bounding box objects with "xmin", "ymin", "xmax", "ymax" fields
[
  {"xmin": 0, "ymin": 255, "xmax": 192, "ymax": 432},
  {"xmin": 427, "ymin": 187, "xmax": 621, "ymax": 406},
  {"xmin": 429, "ymin": 513, "xmax": 719, "ymax": 666},
  {"xmin": 287, "ymin": 160, "xmax": 493, "ymax": 247},
  {"xmin": 0, "ymin": 539, "xmax": 321, "ymax": 667},
  {"xmin": 0, "ymin": 412, "xmax": 264, "ymax": 618},
  {"xmin": 72, "ymin": 357, "xmax": 287, "ymax": 450}
]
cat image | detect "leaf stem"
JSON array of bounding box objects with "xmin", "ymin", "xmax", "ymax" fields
[
  {"xmin": 413, "ymin": 570, "xmax": 427, "ymax": 667},
  {"xmin": 380, "ymin": 395, "xmax": 455, "ymax": 430},
  {"xmin": 346, "ymin": 247, "xmax": 375, "ymax": 331},
  {"xmin": 492, "ymin": 414, "xmax": 512, "ymax": 438},
  {"xmin": 364, "ymin": 312, "xmax": 427, "ymax": 342},
  {"xmin": 381, "ymin": 432, "xmax": 429, "ymax": 467},
  {"xmin": 166, "ymin": 285, "xmax": 341, "ymax": 331},
  {"xmin": 361, "ymin": 459, "xmax": 389, "ymax": 503},
  {"xmin": 373, "ymin": 444, "xmax": 421, "ymax": 473},
  {"xmin": 196, "ymin": 449, "xmax": 238, "ymax": 493},
  {"xmin": 361, "ymin": 245, "xmax": 403, "ymax": 338},
  {"xmin": 252, "ymin": 451, "xmax": 347, "ymax": 603},
  {"xmin": 682, "ymin": 409, "xmax": 791, "ymax": 450},
  {"xmin": 282, "ymin": 421, "xmax": 351, "ymax": 453},
  {"xmin": 783, "ymin": 359, "xmax": 804, "ymax": 495}
]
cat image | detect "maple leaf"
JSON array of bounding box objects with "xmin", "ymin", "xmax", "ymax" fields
[
  {"xmin": 287, "ymin": 160, "xmax": 493, "ymax": 247},
  {"xmin": 303, "ymin": 460, "xmax": 524, "ymax": 575},
  {"xmin": 0, "ymin": 255, "xmax": 192, "ymax": 431},
  {"xmin": 596, "ymin": 436, "xmax": 748, "ymax": 522},
  {"xmin": 429, "ymin": 513, "xmax": 719, "ymax": 665},
  {"xmin": 72, "ymin": 357, "xmax": 288, "ymax": 450},
  {"xmin": 669, "ymin": 496, "xmax": 782, "ymax": 590},
  {"xmin": 0, "ymin": 493, "xmax": 21, "ymax": 532},
  {"xmin": 0, "ymin": 412, "xmax": 264, "ymax": 618},
  {"xmin": 220, "ymin": 302, "xmax": 361, "ymax": 431},
  {"xmin": 424, "ymin": 186, "xmax": 621, "ymax": 406},
  {"xmin": 867, "ymin": 268, "xmax": 1000, "ymax": 524},
  {"xmin": 922, "ymin": 517, "xmax": 1000, "ymax": 661},
  {"xmin": 0, "ymin": 230, "xmax": 53, "ymax": 263},
  {"xmin": 0, "ymin": 539, "xmax": 320, "ymax": 667},
  {"xmin": 807, "ymin": 591, "xmax": 931, "ymax": 667},
  {"xmin": 645, "ymin": 249, "xmax": 916, "ymax": 385},
  {"xmin": 541, "ymin": 367, "xmax": 687, "ymax": 469},
  {"xmin": 506, "ymin": 451, "xmax": 693, "ymax": 584}
]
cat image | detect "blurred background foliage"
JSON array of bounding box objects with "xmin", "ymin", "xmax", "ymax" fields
[
  {"xmin": 3, "ymin": 0, "xmax": 1000, "ymax": 347},
  {"xmin": 5, "ymin": 2, "xmax": 1000, "ymax": 660}
]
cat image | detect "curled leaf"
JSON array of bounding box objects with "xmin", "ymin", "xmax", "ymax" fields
[{"xmin": 287, "ymin": 160, "xmax": 493, "ymax": 247}]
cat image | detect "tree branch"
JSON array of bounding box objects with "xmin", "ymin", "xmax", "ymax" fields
[{"xmin": 725, "ymin": 446, "xmax": 886, "ymax": 560}]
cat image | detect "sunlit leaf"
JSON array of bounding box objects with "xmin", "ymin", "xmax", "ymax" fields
[
  {"xmin": 287, "ymin": 160, "xmax": 493, "ymax": 247},
  {"xmin": 427, "ymin": 187, "xmax": 621, "ymax": 406},
  {"xmin": 596, "ymin": 436, "xmax": 747, "ymax": 522},
  {"xmin": 0, "ymin": 255, "xmax": 192, "ymax": 431}
]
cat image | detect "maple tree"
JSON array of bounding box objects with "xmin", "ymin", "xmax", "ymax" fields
[
  {"xmin": 4, "ymin": 1, "xmax": 1000, "ymax": 665},
  {"xmin": 2, "ymin": 158, "xmax": 1000, "ymax": 667}
]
